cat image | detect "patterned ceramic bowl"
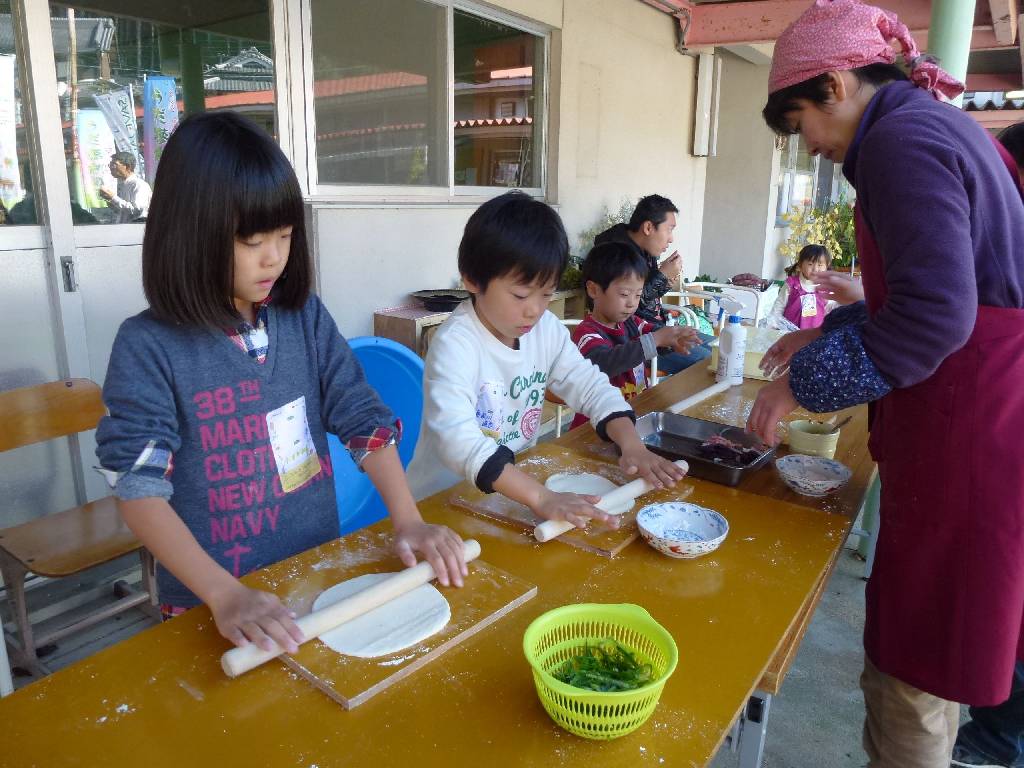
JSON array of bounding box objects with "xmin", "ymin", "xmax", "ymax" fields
[
  {"xmin": 775, "ymin": 454, "xmax": 852, "ymax": 497},
  {"xmin": 636, "ymin": 502, "xmax": 729, "ymax": 559}
]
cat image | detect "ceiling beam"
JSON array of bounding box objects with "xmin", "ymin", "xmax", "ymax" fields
[
  {"xmin": 682, "ymin": 0, "xmax": 1003, "ymax": 51},
  {"xmin": 966, "ymin": 71, "xmax": 1024, "ymax": 89},
  {"xmin": 1020, "ymin": 13, "xmax": 1024, "ymax": 87},
  {"xmin": 988, "ymin": 0, "xmax": 1019, "ymax": 45}
]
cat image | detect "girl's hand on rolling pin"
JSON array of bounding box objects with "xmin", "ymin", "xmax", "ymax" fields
[
  {"xmin": 816, "ymin": 271, "xmax": 864, "ymax": 306},
  {"xmin": 759, "ymin": 327, "xmax": 822, "ymax": 379},
  {"xmin": 392, "ymin": 521, "xmax": 468, "ymax": 587},
  {"xmin": 619, "ymin": 444, "xmax": 687, "ymax": 489},
  {"xmin": 209, "ymin": 582, "xmax": 304, "ymax": 654},
  {"xmin": 533, "ymin": 489, "xmax": 617, "ymax": 530},
  {"xmin": 745, "ymin": 374, "xmax": 799, "ymax": 446}
]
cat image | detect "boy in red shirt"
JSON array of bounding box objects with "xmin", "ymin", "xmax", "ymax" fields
[{"xmin": 570, "ymin": 242, "xmax": 698, "ymax": 428}]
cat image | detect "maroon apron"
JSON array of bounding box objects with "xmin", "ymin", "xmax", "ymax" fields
[{"xmin": 857, "ymin": 204, "xmax": 1024, "ymax": 705}]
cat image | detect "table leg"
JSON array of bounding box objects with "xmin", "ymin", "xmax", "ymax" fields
[{"xmin": 734, "ymin": 690, "xmax": 772, "ymax": 768}]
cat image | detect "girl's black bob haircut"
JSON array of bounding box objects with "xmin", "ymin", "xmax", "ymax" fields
[
  {"xmin": 458, "ymin": 191, "xmax": 568, "ymax": 291},
  {"xmin": 762, "ymin": 63, "xmax": 908, "ymax": 136},
  {"xmin": 142, "ymin": 110, "xmax": 311, "ymax": 328},
  {"xmin": 785, "ymin": 243, "xmax": 830, "ymax": 276}
]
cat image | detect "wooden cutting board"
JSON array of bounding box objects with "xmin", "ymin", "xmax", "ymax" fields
[
  {"xmin": 448, "ymin": 443, "xmax": 686, "ymax": 557},
  {"xmin": 254, "ymin": 532, "xmax": 536, "ymax": 709}
]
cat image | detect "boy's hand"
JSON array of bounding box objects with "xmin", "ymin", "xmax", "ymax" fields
[
  {"xmin": 618, "ymin": 443, "xmax": 687, "ymax": 489},
  {"xmin": 532, "ymin": 489, "xmax": 617, "ymax": 530},
  {"xmin": 392, "ymin": 520, "xmax": 467, "ymax": 587},
  {"xmin": 208, "ymin": 582, "xmax": 304, "ymax": 654},
  {"xmin": 759, "ymin": 327, "xmax": 822, "ymax": 379},
  {"xmin": 651, "ymin": 325, "xmax": 699, "ymax": 354}
]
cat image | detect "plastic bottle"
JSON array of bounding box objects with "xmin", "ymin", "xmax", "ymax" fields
[{"xmin": 715, "ymin": 315, "xmax": 747, "ymax": 385}]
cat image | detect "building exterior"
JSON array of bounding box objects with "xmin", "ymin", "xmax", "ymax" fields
[{"xmin": 0, "ymin": 0, "xmax": 712, "ymax": 523}]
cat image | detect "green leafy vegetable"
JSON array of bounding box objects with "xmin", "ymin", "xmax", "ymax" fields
[{"xmin": 551, "ymin": 639, "xmax": 654, "ymax": 692}]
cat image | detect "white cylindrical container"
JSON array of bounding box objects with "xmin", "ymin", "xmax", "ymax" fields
[{"xmin": 715, "ymin": 315, "xmax": 747, "ymax": 385}]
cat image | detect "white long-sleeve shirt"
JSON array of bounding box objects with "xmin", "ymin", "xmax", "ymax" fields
[
  {"xmin": 108, "ymin": 173, "xmax": 152, "ymax": 222},
  {"xmin": 406, "ymin": 301, "xmax": 630, "ymax": 500}
]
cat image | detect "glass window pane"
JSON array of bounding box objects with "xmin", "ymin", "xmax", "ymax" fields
[
  {"xmin": 454, "ymin": 10, "xmax": 543, "ymax": 188},
  {"xmin": 0, "ymin": 3, "xmax": 39, "ymax": 225},
  {"xmin": 311, "ymin": 0, "xmax": 448, "ymax": 187},
  {"xmin": 50, "ymin": 2, "xmax": 274, "ymax": 225}
]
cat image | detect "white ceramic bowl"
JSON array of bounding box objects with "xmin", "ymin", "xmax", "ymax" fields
[
  {"xmin": 636, "ymin": 502, "xmax": 729, "ymax": 559},
  {"xmin": 775, "ymin": 454, "xmax": 852, "ymax": 497}
]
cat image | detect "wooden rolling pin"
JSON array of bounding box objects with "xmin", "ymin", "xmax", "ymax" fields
[
  {"xmin": 533, "ymin": 460, "xmax": 689, "ymax": 543},
  {"xmin": 221, "ymin": 538, "xmax": 482, "ymax": 678},
  {"xmin": 668, "ymin": 380, "xmax": 733, "ymax": 414}
]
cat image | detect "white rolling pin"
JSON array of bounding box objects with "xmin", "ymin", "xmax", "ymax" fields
[
  {"xmin": 221, "ymin": 538, "xmax": 482, "ymax": 678},
  {"xmin": 667, "ymin": 380, "xmax": 733, "ymax": 414},
  {"xmin": 533, "ymin": 460, "xmax": 689, "ymax": 543}
]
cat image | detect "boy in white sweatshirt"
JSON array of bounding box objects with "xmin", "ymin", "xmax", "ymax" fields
[{"xmin": 407, "ymin": 192, "xmax": 687, "ymax": 528}]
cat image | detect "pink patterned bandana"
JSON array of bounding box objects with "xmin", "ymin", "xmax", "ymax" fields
[{"xmin": 768, "ymin": 0, "xmax": 964, "ymax": 102}]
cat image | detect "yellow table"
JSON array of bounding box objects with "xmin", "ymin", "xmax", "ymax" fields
[{"xmin": 0, "ymin": 367, "xmax": 872, "ymax": 768}]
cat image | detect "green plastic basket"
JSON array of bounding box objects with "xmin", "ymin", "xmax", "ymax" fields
[{"xmin": 522, "ymin": 603, "xmax": 678, "ymax": 740}]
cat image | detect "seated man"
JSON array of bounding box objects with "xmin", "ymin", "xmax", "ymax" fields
[{"xmin": 594, "ymin": 194, "xmax": 711, "ymax": 374}]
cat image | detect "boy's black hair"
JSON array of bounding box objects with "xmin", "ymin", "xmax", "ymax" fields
[
  {"xmin": 458, "ymin": 191, "xmax": 568, "ymax": 291},
  {"xmin": 785, "ymin": 243, "xmax": 831, "ymax": 276},
  {"xmin": 142, "ymin": 111, "xmax": 311, "ymax": 328},
  {"xmin": 762, "ymin": 63, "xmax": 908, "ymax": 136},
  {"xmin": 111, "ymin": 151, "xmax": 137, "ymax": 171},
  {"xmin": 627, "ymin": 194, "xmax": 678, "ymax": 232},
  {"xmin": 581, "ymin": 241, "xmax": 648, "ymax": 310},
  {"xmin": 998, "ymin": 122, "xmax": 1024, "ymax": 170}
]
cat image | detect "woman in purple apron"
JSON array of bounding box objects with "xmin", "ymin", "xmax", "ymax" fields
[{"xmin": 745, "ymin": 2, "xmax": 1024, "ymax": 766}]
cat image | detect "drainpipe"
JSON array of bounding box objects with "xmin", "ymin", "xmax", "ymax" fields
[
  {"xmin": 926, "ymin": 0, "xmax": 976, "ymax": 107},
  {"xmin": 637, "ymin": 0, "xmax": 695, "ymax": 53}
]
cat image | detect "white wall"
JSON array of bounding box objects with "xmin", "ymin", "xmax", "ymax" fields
[
  {"xmin": 698, "ymin": 51, "xmax": 779, "ymax": 282},
  {"xmin": 314, "ymin": 0, "xmax": 710, "ymax": 336}
]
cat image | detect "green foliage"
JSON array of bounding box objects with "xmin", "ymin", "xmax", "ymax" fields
[
  {"xmin": 576, "ymin": 198, "xmax": 635, "ymax": 256},
  {"xmin": 779, "ymin": 201, "xmax": 857, "ymax": 269},
  {"xmin": 561, "ymin": 198, "xmax": 636, "ymax": 290}
]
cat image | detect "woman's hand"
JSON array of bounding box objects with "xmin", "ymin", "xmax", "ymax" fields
[
  {"xmin": 392, "ymin": 520, "xmax": 468, "ymax": 587},
  {"xmin": 816, "ymin": 271, "xmax": 864, "ymax": 306},
  {"xmin": 759, "ymin": 327, "xmax": 823, "ymax": 378},
  {"xmin": 208, "ymin": 583, "xmax": 304, "ymax": 654},
  {"xmin": 745, "ymin": 374, "xmax": 799, "ymax": 446}
]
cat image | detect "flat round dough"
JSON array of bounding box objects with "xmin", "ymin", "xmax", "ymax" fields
[
  {"xmin": 312, "ymin": 573, "xmax": 451, "ymax": 658},
  {"xmin": 544, "ymin": 472, "xmax": 635, "ymax": 515}
]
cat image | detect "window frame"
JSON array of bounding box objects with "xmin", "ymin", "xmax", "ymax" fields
[{"xmin": 300, "ymin": 0, "xmax": 550, "ymax": 202}]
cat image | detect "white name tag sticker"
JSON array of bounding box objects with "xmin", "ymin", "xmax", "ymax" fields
[
  {"xmin": 266, "ymin": 395, "xmax": 322, "ymax": 493},
  {"xmin": 800, "ymin": 292, "xmax": 818, "ymax": 318}
]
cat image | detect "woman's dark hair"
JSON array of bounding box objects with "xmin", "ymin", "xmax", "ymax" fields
[
  {"xmin": 628, "ymin": 194, "xmax": 678, "ymax": 232},
  {"xmin": 762, "ymin": 63, "xmax": 908, "ymax": 136},
  {"xmin": 581, "ymin": 242, "xmax": 648, "ymax": 309},
  {"xmin": 785, "ymin": 243, "xmax": 831, "ymax": 276},
  {"xmin": 143, "ymin": 111, "xmax": 311, "ymax": 327},
  {"xmin": 998, "ymin": 122, "xmax": 1024, "ymax": 169},
  {"xmin": 458, "ymin": 191, "xmax": 568, "ymax": 291}
]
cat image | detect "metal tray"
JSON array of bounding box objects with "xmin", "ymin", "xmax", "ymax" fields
[{"xmin": 635, "ymin": 411, "xmax": 775, "ymax": 487}]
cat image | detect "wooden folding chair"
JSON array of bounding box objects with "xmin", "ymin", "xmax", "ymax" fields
[{"xmin": 0, "ymin": 379, "xmax": 158, "ymax": 680}]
